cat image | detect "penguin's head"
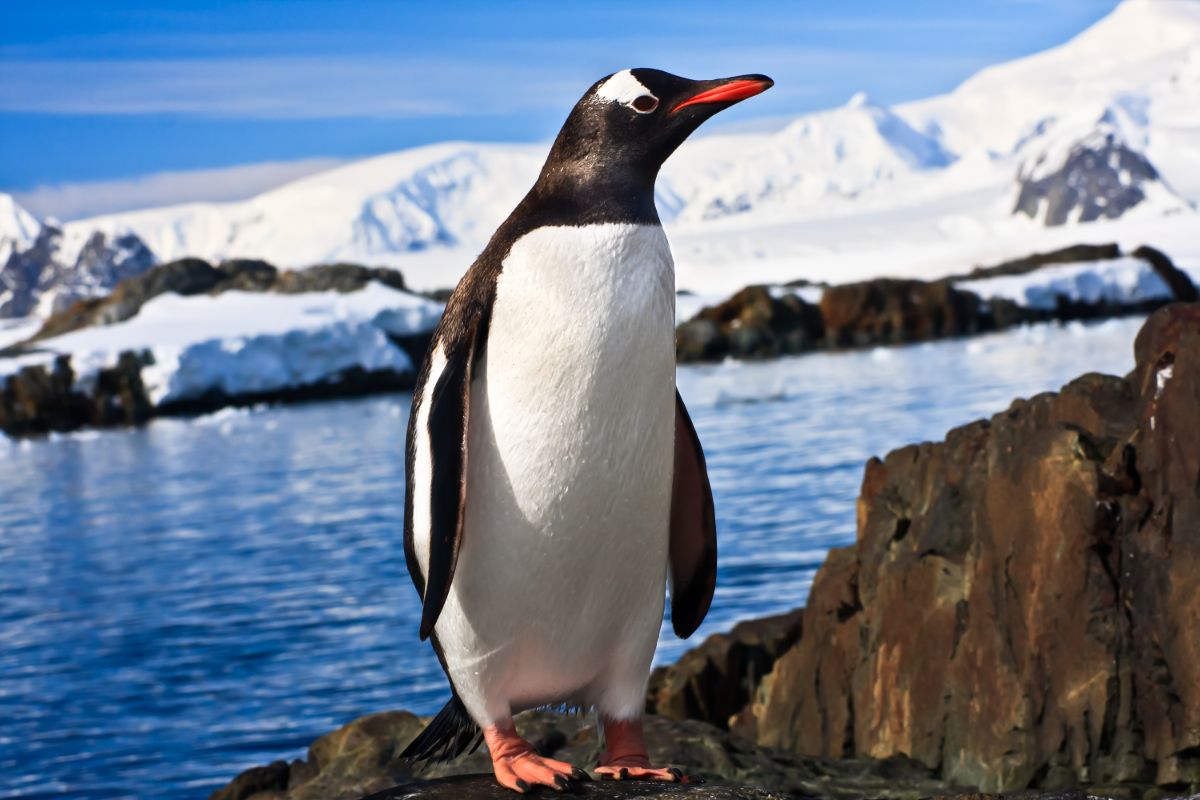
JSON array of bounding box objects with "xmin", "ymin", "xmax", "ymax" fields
[{"xmin": 543, "ymin": 68, "xmax": 773, "ymax": 185}]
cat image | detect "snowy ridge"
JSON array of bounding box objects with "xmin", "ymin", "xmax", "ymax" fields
[
  {"xmin": 55, "ymin": 143, "xmax": 545, "ymax": 270},
  {"xmin": 0, "ymin": 193, "xmax": 39, "ymax": 262},
  {"xmin": 666, "ymin": 93, "xmax": 954, "ymax": 223}
]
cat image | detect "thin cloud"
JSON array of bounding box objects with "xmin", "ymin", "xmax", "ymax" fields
[
  {"xmin": 13, "ymin": 158, "xmax": 346, "ymax": 221},
  {"xmin": 0, "ymin": 56, "xmax": 561, "ymax": 119}
]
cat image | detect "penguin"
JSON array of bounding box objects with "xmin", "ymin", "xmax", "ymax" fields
[{"xmin": 400, "ymin": 68, "xmax": 773, "ymax": 792}]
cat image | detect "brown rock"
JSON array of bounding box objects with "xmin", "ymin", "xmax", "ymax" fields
[
  {"xmin": 0, "ymin": 351, "xmax": 153, "ymax": 436},
  {"xmin": 646, "ymin": 609, "xmax": 803, "ymax": 730},
  {"xmin": 24, "ymin": 258, "xmax": 411, "ymax": 344},
  {"xmin": 676, "ymin": 286, "xmax": 824, "ymax": 362},
  {"xmin": 748, "ymin": 304, "xmax": 1200, "ymax": 794},
  {"xmin": 819, "ymin": 279, "xmax": 991, "ymax": 348}
]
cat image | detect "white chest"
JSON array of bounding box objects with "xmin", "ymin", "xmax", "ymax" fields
[
  {"xmin": 477, "ymin": 223, "xmax": 678, "ymax": 526},
  {"xmin": 439, "ymin": 223, "xmax": 680, "ymax": 720}
]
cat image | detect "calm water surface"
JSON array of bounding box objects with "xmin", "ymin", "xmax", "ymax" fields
[{"xmin": 0, "ymin": 318, "xmax": 1142, "ymax": 799}]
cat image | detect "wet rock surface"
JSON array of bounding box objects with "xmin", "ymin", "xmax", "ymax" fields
[
  {"xmin": 748, "ymin": 304, "xmax": 1200, "ymax": 793},
  {"xmin": 362, "ymin": 775, "xmax": 790, "ymax": 799},
  {"xmin": 210, "ymin": 710, "xmax": 952, "ymax": 800}
]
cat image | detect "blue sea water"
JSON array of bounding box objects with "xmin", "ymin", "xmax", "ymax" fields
[{"xmin": 0, "ymin": 318, "xmax": 1142, "ymax": 799}]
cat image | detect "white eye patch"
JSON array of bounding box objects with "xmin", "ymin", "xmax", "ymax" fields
[{"xmin": 594, "ymin": 69, "xmax": 654, "ymax": 105}]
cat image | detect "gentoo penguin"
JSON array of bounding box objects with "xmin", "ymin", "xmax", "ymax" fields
[{"xmin": 401, "ymin": 68, "xmax": 772, "ymax": 791}]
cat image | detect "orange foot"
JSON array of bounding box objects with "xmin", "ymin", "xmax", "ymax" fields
[
  {"xmin": 484, "ymin": 720, "xmax": 589, "ymax": 793},
  {"xmin": 595, "ymin": 716, "xmax": 693, "ymax": 783}
]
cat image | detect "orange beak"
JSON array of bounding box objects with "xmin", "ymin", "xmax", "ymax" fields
[{"xmin": 672, "ymin": 77, "xmax": 774, "ymax": 113}]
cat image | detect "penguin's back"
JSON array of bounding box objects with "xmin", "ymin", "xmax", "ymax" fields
[{"xmin": 434, "ymin": 222, "xmax": 677, "ymax": 724}]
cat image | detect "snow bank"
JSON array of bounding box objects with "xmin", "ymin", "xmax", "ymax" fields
[
  {"xmin": 0, "ymin": 317, "xmax": 41, "ymax": 350},
  {"xmin": 2, "ymin": 284, "xmax": 442, "ymax": 405},
  {"xmin": 956, "ymin": 256, "xmax": 1172, "ymax": 310}
]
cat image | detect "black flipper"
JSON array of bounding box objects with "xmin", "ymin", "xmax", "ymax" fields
[
  {"xmin": 668, "ymin": 390, "xmax": 718, "ymax": 638},
  {"xmin": 397, "ymin": 695, "xmax": 483, "ymax": 764},
  {"xmin": 413, "ymin": 312, "xmax": 486, "ymax": 641}
]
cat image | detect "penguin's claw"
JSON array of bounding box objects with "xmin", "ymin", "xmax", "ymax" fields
[
  {"xmin": 485, "ymin": 722, "xmax": 580, "ymax": 793},
  {"xmin": 594, "ymin": 760, "xmax": 689, "ymax": 782},
  {"xmin": 594, "ymin": 716, "xmax": 691, "ymax": 783},
  {"xmin": 493, "ymin": 751, "xmax": 580, "ymax": 793}
]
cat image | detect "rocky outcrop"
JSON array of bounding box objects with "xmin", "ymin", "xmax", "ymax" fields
[
  {"xmin": 745, "ymin": 304, "xmax": 1200, "ymax": 794},
  {"xmin": 819, "ymin": 279, "xmax": 1004, "ymax": 348},
  {"xmin": 210, "ymin": 709, "xmax": 952, "ymax": 800},
  {"xmin": 0, "ymin": 352, "xmax": 152, "ymax": 436},
  {"xmin": 0, "ymin": 257, "xmax": 432, "ymax": 436},
  {"xmin": 677, "ymin": 245, "xmax": 1197, "ymax": 363},
  {"xmin": 676, "ymin": 287, "xmax": 825, "ymax": 361},
  {"xmin": 645, "ymin": 609, "xmax": 803, "ymax": 732}
]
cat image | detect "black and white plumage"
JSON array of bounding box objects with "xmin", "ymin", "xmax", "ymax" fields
[{"xmin": 400, "ymin": 68, "xmax": 771, "ymax": 770}]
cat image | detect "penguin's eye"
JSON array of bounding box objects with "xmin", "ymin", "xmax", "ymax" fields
[{"xmin": 630, "ymin": 94, "xmax": 659, "ymax": 114}]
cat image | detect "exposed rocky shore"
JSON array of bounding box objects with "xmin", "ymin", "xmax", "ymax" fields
[
  {"xmin": 675, "ymin": 244, "xmax": 1197, "ymax": 362},
  {"xmin": 4, "ymin": 244, "xmax": 1195, "ymax": 438},
  {"xmin": 211, "ymin": 305, "xmax": 1199, "ymax": 799},
  {"xmin": 0, "ymin": 258, "xmax": 436, "ymax": 437}
]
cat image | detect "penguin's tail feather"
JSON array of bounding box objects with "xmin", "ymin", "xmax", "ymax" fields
[{"xmin": 398, "ymin": 695, "xmax": 483, "ymax": 764}]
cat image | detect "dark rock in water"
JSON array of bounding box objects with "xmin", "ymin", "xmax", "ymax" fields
[
  {"xmin": 646, "ymin": 609, "xmax": 803, "ymax": 732},
  {"xmin": 819, "ymin": 279, "xmax": 991, "ymax": 347},
  {"xmin": 0, "ymin": 351, "xmax": 152, "ymax": 436},
  {"xmin": 676, "ymin": 244, "xmax": 1194, "ymax": 364},
  {"xmin": 362, "ymin": 775, "xmax": 790, "ymax": 799},
  {"xmin": 676, "ymin": 286, "xmax": 824, "ymax": 361},
  {"xmin": 1131, "ymin": 245, "xmax": 1199, "ymax": 303},
  {"xmin": 748, "ymin": 304, "xmax": 1200, "ymax": 793},
  {"xmin": 1014, "ymin": 134, "xmax": 1167, "ymax": 226},
  {"xmin": 210, "ymin": 710, "xmax": 954, "ymax": 800}
]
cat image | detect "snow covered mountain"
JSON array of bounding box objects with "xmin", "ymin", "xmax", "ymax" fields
[
  {"xmin": 3, "ymin": 0, "xmax": 1199, "ymax": 313},
  {"xmin": 0, "ymin": 194, "xmax": 39, "ymax": 263}
]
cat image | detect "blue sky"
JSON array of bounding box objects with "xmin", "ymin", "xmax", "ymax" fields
[{"xmin": 0, "ymin": 0, "xmax": 1119, "ymax": 218}]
